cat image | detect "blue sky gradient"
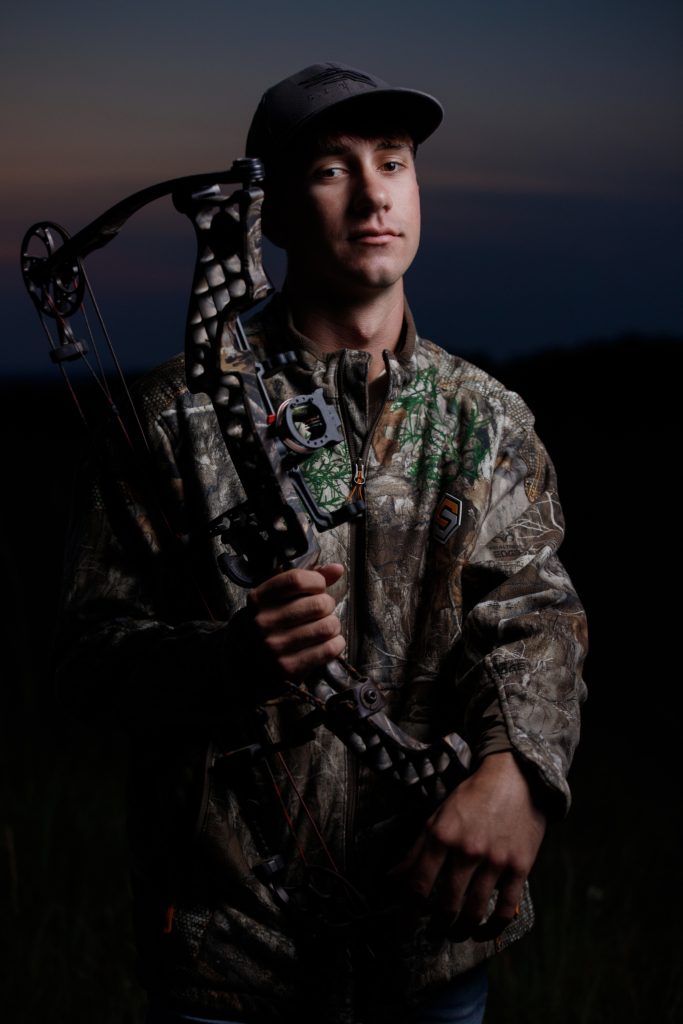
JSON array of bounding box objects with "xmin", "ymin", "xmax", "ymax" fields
[{"xmin": 3, "ymin": 0, "xmax": 681, "ymax": 373}]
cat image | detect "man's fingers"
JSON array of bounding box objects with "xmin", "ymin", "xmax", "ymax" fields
[
  {"xmin": 248, "ymin": 564, "xmax": 343, "ymax": 608},
  {"xmin": 440, "ymin": 854, "xmax": 487, "ymax": 920},
  {"xmin": 390, "ymin": 831, "xmax": 453, "ymax": 913},
  {"xmin": 254, "ymin": 591, "xmax": 338, "ymax": 632},
  {"xmin": 445, "ymin": 870, "xmax": 525, "ymax": 942},
  {"xmin": 265, "ymin": 609, "xmax": 343, "ymax": 655},
  {"xmin": 420, "ymin": 848, "xmax": 480, "ymax": 941},
  {"xmin": 471, "ymin": 872, "xmax": 525, "ymax": 941},
  {"xmin": 439, "ymin": 865, "xmax": 501, "ymax": 941},
  {"xmin": 317, "ymin": 563, "xmax": 345, "ymax": 587},
  {"xmin": 427, "ymin": 867, "xmax": 524, "ymax": 943},
  {"xmin": 248, "ymin": 568, "xmax": 324, "ymax": 607},
  {"xmin": 244, "ymin": 563, "xmax": 347, "ymax": 681},
  {"xmin": 277, "ymin": 633, "xmax": 347, "ymax": 678},
  {"xmin": 248, "ymin": 563, "xmax": 343, "ymax": 647}
]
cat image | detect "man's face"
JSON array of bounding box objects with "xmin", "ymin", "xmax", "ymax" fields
[{"xmin": 276, "ymin": 133, "xmax": 421, "ymax": 300}]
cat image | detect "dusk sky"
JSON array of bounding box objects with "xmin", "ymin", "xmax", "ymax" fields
[{"xmin": 3, "ymin": 0, "xmax": 682, "ymax": 375}]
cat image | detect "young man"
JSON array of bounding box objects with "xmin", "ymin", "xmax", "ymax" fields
[{"xmin": 58, "ymin": 64, "xmax": 587, "ymax": 1023}]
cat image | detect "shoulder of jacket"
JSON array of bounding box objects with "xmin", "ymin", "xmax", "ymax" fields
[{"xmin": 416, "ymin": 336, "xmax": 535, "ymax": 434}]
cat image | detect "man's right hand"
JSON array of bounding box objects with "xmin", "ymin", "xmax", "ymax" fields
[{"xmin": 247, "ymin": 563, "xmax": 346, "ymax": 681}]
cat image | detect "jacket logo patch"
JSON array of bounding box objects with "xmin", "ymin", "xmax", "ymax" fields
[{"xmin": 433, "ymin": 493, "xmax": 462, "ymax": 543}]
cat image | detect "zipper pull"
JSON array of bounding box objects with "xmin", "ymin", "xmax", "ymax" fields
[{"xmin": 348, "ymin": 459, "xmax": 366, "ymax": 503}]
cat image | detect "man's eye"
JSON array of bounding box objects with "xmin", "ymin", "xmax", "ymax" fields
[
  {"xmin": 316, "ymin": 166, "xmax": 344, "ymax": 179},
  {"xmin": 382, "ymin": 160, "xmax": 403, "ymax": 172}
]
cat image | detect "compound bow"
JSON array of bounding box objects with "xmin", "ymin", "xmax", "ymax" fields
[{"xmin": 20, "ymin": 159, "xmax": 471, "ymax": 815}]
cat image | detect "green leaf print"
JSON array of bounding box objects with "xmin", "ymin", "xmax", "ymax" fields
[{"xmin": 391, "ymin": 369, "xmax": 491, "ymax": 484}]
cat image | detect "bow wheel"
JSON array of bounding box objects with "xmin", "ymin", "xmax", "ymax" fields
[{"xmin": 20, "ymin": 221, "xmax": 84, "ymax": 320}]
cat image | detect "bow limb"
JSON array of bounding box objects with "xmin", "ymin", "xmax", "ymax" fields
[{"xmin": 22, "ymin": 162, "xmax": 261, "ymax": 315}]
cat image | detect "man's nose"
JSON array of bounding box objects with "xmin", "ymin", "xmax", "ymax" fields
[{"xmin": 351, "ymin": 168, "xmax": 391, "ymax": 215}]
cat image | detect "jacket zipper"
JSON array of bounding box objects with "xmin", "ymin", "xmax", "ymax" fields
[{"xmin": 335, "ymin": 351, "xmax": 391, "ymax": 873}]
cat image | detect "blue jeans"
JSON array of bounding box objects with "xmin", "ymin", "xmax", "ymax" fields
[
  {"xmin": 412, "ymin": 963, "xmax": 488, "ymax": 1023},
  {"xmin": 146, "ymin": 963, "xmax": 488, "ymax": 1024}
]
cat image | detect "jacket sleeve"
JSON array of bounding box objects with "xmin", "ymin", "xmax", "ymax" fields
[
  {"xmin": 457, "ymin": 394, "xmax": 588, "ymax": 818},
  {"xmin": 54, "ymin": 404, "xmax": 269, "ymax": 733}
]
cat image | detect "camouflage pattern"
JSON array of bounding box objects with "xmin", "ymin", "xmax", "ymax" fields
[{"xmin": 57, "ymin": 294, "xmax": 587, "ymax": 1022}]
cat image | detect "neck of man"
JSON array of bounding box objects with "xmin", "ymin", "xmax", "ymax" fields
[{"xmin": 285, "ymin": 277, "xmax": 405, "ymax": 383}]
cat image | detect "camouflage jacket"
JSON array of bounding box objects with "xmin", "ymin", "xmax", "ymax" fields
[{"xmin": 57, "ymin": 295, "xmax": 587, "ymax": 1023}]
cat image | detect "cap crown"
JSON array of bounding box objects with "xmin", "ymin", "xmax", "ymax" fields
[{"xmin": 246, "ymin": 62, "xmax": 443, "ymax": 164}]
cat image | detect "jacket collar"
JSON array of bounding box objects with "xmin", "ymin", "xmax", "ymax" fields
[{"xmin": 247, "ymin": 292, "xmax": 418, "ymax": 396}]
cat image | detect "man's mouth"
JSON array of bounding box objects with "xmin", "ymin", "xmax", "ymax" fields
[{"xmin": 349, "ymin": 228, "xmax": 400, "ymax": 244}]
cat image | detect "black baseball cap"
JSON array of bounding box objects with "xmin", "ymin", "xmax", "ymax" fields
[{"xmin": 246, "ymin": 62, "xmax": 443, "ymax": 166}]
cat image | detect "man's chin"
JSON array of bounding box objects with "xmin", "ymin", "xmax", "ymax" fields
[
  {"xmin": 290, "ymin": 253, "xmax": 411, "ymax": 300},
  {"xmin": 344, "ymin": 258, "xmax": 410, "ymax": 292},
  {"xmin": 338, "ymin": 271, "xmax": 406, "ymax": 301}
]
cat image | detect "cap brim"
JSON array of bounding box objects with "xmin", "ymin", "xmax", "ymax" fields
[{"xmin": 287, "ymin": 87, "xmax": 444, "ymax": 148}]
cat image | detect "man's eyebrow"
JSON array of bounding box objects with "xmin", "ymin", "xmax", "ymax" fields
[
  {"xmin": 316, "ymin": 142, "xmax": 353, "ymax": 157},
  {"xmin": 313, "ymin": 138, "xmax": 414, "ymax": 157},
  {"xmin": 374, "ymin": 139, "xmax": 413, "ymax": 152}
]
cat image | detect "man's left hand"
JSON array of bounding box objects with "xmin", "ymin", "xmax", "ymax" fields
[{"xmin": 392, "ymin": 751, "xmax": 546, "ymax": 941}]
